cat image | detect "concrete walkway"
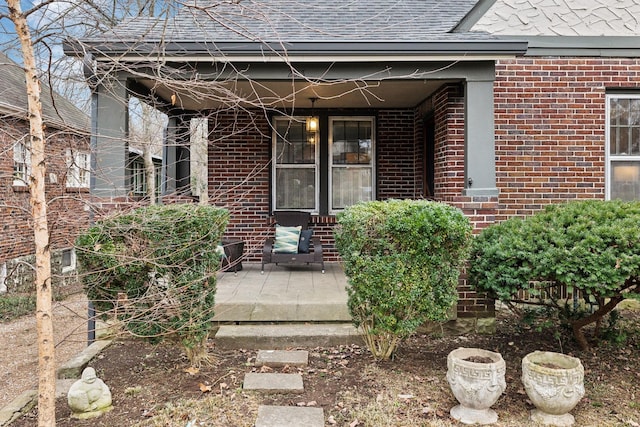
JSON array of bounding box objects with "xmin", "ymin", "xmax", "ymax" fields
[{"xmin": 213, "ymin": 263, "xmax": 350, "ymax": 322}]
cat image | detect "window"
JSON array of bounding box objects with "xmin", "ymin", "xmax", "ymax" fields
[
  {"xmin": 330, "ymin": 117, "xmax": 375, "ymax": 212},
  {"xmin": 0, "ymin": 263, "xmax": 6, "ymax": 294},
  {"xmin": 13, "ymin": 140, "xmax": 30, "ymax": 186},
  {"xmin": 61, "ymin": 248, "xmax": 76, "ymax": 273},
  {"xmin": 273, "ymin": 117, "xmax": 318, "ymax": 211},
  {"xmin": 66, "ymin": 149, "xmax": 91, "ymax": 188},
  {"xmin": 607, "ymin": 95, "xmax": 640, "ymax": 200},
  {"xmin": 130, "ymin": 156, "xmax": 162, "ymax": 198},
  {"xmin": 272, "ymin": 115, "xmax": 375, "ymax": 213}
]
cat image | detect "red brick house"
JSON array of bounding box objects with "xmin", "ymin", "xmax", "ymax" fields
[
  {"xmin": 0, "ymin": 51, "xmax": 91, "ymax": 294},
  {"xmin": 64, "ymin": 0, "xmax": 640, "ymax": 325}
]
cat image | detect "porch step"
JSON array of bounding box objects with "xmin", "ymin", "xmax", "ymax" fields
[
  {"xmin": 213, "ymin": 298, "xmax": 351, "ymax": 322},
  {"xmin": 255, "ymin": 405, "xmax": 324, "ymax": 427},
  {"xmin": 214, "ymin": 323, "xmax": 362, "ymax": 349}
]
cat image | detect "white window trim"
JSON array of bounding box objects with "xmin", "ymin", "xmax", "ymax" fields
[
  {"xmin": 13, "ymin": 139, "xmax": 31, "ymax": 187},
  {"xmin": 605, "ymin": 93, "xmax": 640, "ymax": 200},
  {"xmin": 328, "ymin": 116, "xmax": 376, "ymax": 214},
  {"xmin": 66, "ymin": 149, "xmax": 91, "ymax": 188},
  {"xmin": 272, "ymin": 116, "xmax": 319, "ymax": 213},
  {"xmin": 61, "ymin": 248, "xmax": 77, "ymax": 273},
  {"xmin": 0, "ymin": 263, "xmax": 7, "ymax": 294}
]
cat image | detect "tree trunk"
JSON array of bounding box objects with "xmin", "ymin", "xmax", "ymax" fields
[{"xmin": 7, "ymin": 1, "xmax": 56, "ymax": 425}]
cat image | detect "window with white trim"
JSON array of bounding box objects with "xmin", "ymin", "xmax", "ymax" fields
[
  {"xmin": 61, "ymin": 248, "xmax": 76, "ymax": 273},
  {"xmin": 607, "ymin": 94, "xmax": 640, "ymax": 200},
  {"xmin": 329, "ymin": 117, "xmax": 375, "ymax": 212},
  {"xmin": 66, "ymin": 149, "xmax": 90, "ymax": 188},
  {"xmin": 273, "ymin": 117, "xmax": 319, "ymax": 212},
  {"xmin": 272, "ymin": 115, "xmax": 375, "ymax": 214},
  {"xmin": 13, "ymin": 140, "xmax": 30, "ymax": 186},
  {"xmin": 0, "ymin": 263, "xmax": 7, "ymax": 294}
]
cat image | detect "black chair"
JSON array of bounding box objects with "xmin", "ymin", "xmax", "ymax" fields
[{"xmin": 261, "ymin": 211, "xmax": 325, "ymax": 273}]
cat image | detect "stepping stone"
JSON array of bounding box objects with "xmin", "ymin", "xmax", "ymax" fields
[
  {"xmin": 255, "ymin": 405, "xmax": 324, "ymax": 427},
  {"xmin": 243, "ymin": 373, "xmax": 304, "ymax": 394},
  {"xmin": 256, "ymin": 350, "xmax": 308, "ymax": 367}
]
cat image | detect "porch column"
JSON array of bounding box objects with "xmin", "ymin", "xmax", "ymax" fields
[
  {"xmin": 463, "ymin": 80, "xmax": 498, "ymax": 196},
  {"xmin": 91, "ymin": 76, "xmax": 129, "ymax": 197}
]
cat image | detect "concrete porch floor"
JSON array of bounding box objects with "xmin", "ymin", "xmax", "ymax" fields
[{"xmin": 213, "ymin": 262, "xmax": 351, "ymax": 322}]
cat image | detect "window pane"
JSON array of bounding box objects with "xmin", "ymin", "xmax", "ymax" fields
[
  {"xmin": 610, "ymin": 161, "xmax": 640, "ymax": 201},
  {"xmin": 62, "ymin": 249, "xmax": 73, "ymax": 267},
  {"xmin": 275, "ymin": 121, "xmax": 315, "ymax": 164},
  {"xmin": 276, "ymin": 168, "xmax": 316, "ymax": 210},
  {"xmin": 332, "ymin": 168, "xmax": 372, "ymax": 209},
  {"xmin": 332, "ymin": 120, "xmax": 372, "ymax": 165},
  {"xmin": 610, "ymin": 98, "xmax": 640, "ymax": 156},
  {"xmin": 610, "ymin": 98, "xmax": 629, "ymax": 126},
  {"xmin": 631, "ymin": 99, "xmax": 640, "ymax": 125}
]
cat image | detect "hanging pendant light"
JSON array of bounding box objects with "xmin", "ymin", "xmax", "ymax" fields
[{"xmin": 306, "ymin": 97, "xmax": 318, "ymax": 132}]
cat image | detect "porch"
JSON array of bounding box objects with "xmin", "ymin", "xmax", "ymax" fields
[{"xmin": 213, "ymin": 262, "xmax": 350, "ymax": 323}]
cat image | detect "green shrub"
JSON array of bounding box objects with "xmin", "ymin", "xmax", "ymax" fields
[
  {"xmin": 76, "ymin": 204, "xmax": 229, "ymax": 366},
  {"xmin": 334, "ymin": 199, "xmax": 472, "ymax": 360},
  {"xmin": 468, "ymin": 200, "xmax": 640, "ymax": 350}
]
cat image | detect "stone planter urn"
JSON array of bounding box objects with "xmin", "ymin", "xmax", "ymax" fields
[
  {"xmin": 521, "ymin": 351, "xmax": 585, "ymax": 426},
  {"xmin": 446, "ymin": 347, "xmax": 506, "ymax": 425}
]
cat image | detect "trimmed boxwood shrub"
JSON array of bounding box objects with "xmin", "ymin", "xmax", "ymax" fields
[
  {"xmin": 334, "ymin": 199, "xmax": 472, "ymax": 360},
  {"xmin": 76, "ymin": 204, "xmax": 229, "ymax": 366},
  {"xmin": 468, "ymin": 200, "xmax": 640, "ymax": 350}
]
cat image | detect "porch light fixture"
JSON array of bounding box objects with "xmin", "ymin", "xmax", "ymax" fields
[{"xmin": 306, "ymin": 97, "xmax": 318, "ymax": 132}]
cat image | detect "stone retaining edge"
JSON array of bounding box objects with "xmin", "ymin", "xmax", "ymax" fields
[{"xmin": 0, "ymin": 340, "xmax": 112, "ymax": 426}]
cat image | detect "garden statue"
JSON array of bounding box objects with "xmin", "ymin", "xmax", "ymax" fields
[{"xmin": 67, "ymin": 367, "xmax": 113, "ymax": 419}]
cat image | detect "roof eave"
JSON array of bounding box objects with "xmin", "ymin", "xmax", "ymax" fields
[{"xmin": 65, "ymin": 39, "xmax": 528, "ymax": 62}]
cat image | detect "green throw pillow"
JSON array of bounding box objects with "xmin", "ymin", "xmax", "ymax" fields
[{"xmin": 273, "ymin": 225, "xmax": 302, "ymax": 253}]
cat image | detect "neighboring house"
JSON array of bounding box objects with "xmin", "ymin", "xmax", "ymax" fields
[
  {"xmin": 0, "ymin": 51, "xmax": 91, "ymax": 294},
  {"xmin": 64, "ymin": 0, "xmax": 640, "ymax": 324}
]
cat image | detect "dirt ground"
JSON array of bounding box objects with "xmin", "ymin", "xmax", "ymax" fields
[
  {"xmin": 4, "ymin": 295, "xmax": 640, "ymax": 427},
  {"xmin": 0, "ymin": 293, "xmax": 88, "ymax": 408}
]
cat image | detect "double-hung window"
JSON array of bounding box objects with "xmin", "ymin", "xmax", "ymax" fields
[
  {"xmin": 329, "ymin": 117, "xmax": 374, "ymax": 212},
  {"xmin": 272, "ymin": 115, "xmax": 375, "ymax": 214},
  {"xmin": 66, "ymin": 149, "xmax": 91, "ymax": 188},
  {"xmin": 13, "ymin": 140, "xmax": 30, "ymax": 186},
  {"xmin": 273, "ymin": 117, "xmax": 318, "ymax": 211},
  {"xmin": 607, "ymin": 94, "xmax": 640, "ymax": 200}
]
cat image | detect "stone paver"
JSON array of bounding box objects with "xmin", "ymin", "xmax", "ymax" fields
[
  {"xmin": 215, "ymin": 323, "xmax": 362, "ymax": 349},
  {"xmin": 255, "ymin": 405, "xmax": 324, "ymax": 427},
  {"xmin": 243, "ymin": 373, "xmax": 304, "ymax": 394},
  {"xmin": 256, "ymin": 350, "xmax": 308, "ymax": 367}
]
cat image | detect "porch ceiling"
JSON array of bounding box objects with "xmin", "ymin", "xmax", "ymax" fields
[{"xmin": 137, "ymin": 78, "xmax": 455, "ymax": 110}]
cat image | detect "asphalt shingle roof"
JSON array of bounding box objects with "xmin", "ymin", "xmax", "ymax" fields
[
  {"xmin": 0, "ymin": 51, "xmax": 89, "ymax": 132},
  {"xmin": 83, "ymin": 0, "xmax": 488, "ymax": 45}
]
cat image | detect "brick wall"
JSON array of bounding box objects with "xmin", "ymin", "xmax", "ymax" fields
[
  {"xmin": 0, "ymin": 117, "xmax": 91, "ymax": 293},
  {"xmin": 377, "ymin": 109, "xmax": 420, "ymax": 199},
  {"xmin": 208, "ymin": 109, "xmax": 273, "ymax": 260},
  {"xmin": 492, "ymin": 57, "xmax": 635, "ymax": 219}
]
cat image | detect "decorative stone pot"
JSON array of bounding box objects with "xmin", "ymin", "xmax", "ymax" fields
[
  {"xmin": 521, "ymin": 351, "xmax": 585, "ymax": 427},
  {"xmin": 446, "ymin": 347, "xmax": 506, "ymax": 425}
]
